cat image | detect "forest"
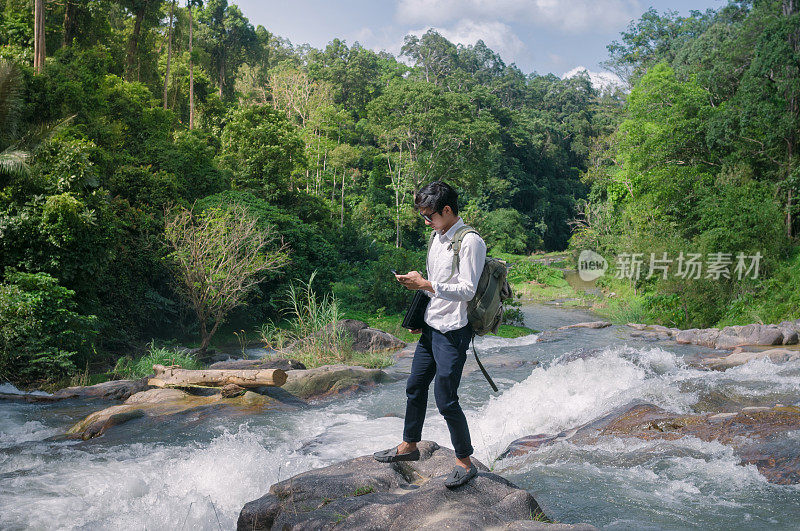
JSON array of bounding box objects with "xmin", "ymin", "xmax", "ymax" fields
[{"xmin": 1, "ymin": 0, "xmax": 798, "ymax": 387}]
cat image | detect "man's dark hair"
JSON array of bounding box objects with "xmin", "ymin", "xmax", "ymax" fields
[{"xmin": 414, "ymin": 181, "xmax": 459, "ymax": 216}]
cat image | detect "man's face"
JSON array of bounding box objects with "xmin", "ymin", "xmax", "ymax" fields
[{"xmin": 419, "ymin": 205, "xmax": 454, "ymax": 234}]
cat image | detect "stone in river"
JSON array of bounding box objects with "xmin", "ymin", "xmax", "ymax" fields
[
  {"xmin": 557, "ymin": 321, "xmax": 612, "ymax": 330},
  {"xmin": 281, "ymin": 364, "xmax": 394, "ymax": 400},
  {"xmin": 501, "ymin": 402, "xmax": 800, "ymax": 484},
  {"xmin": 66, "ymin": 387, "xmax": 281, "ymax": 440},
  {"xmin": 237, "ymin": 441, "xmax": 596, "ymax": 530},
  {"xmin": 52, "ymin": 377, "xmax": 151, "ymax": 401}
]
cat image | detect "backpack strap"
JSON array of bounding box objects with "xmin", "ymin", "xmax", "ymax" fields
[
  {"xmin": 445, "ymin": 225, "xmax": 479, "ymax": 282},
  {"xmin": 472, "ymin": 335, "xmax": 498, "ymax": 392},
  {"xmin": 426, "ymin": 230, "xmax": 436, "ymax": 273}
]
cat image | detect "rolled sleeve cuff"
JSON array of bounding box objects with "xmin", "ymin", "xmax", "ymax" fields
[{"xmin": 429, "ymin": 281, "xmax": 440, "ymax": 297}]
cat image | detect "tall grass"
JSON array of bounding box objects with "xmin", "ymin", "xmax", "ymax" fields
[
  {"xmin": 260, "ymin": 272, "xmax": 392, "ymax": 369},
  {"xmin": 113, "ymin": 341, "xmax": 202, "ymax": 379}
]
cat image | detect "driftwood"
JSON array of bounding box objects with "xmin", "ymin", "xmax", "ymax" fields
[{"xmin": 148, "ymin": 364, "xmax": 287, "ymax": 389}]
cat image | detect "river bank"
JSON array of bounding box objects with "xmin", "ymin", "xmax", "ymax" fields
[{"xmin": 1, "ymin": 301, "xmax": 799, "ymax": 529}]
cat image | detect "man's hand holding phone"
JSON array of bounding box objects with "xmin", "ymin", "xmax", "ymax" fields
[{"xmin": 394, "ymin": 270, "xmax": 434, "ymax": 293}]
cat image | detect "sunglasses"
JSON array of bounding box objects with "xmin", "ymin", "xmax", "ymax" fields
[{"xmin": 419, "ymin": 210, "xmax": 436, "ymax": 223}]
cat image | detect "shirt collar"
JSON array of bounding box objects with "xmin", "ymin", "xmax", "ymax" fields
[{"xmin": 438, "ymin": 217, "xmax": 465, "ymax": 242}]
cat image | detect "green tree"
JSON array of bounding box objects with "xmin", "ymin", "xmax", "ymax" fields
[
  {"xmin": 197, "ymin": 0, "xmax": 256, "ymax": 98},
  {"xmin": 119, "ymin": 0, "xmax": 165, "ymax": 81},
  {"xmin": 218, "ymin": 104, "xmax": 305, "ymax": 198},
  {"xmin": 164, "ymin": 202, "xmax": 290, "ymax": 351}
]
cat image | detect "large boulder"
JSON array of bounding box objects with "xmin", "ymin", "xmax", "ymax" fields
[
  {"xmin": 714, "ymin": 324, "xmax": 786, "ymax": 349},
  {"xmin": 281, "ymin": 365, "xmax": 393, "ymax": 400},
  {"xmin": 237, "ymin": 441, "xmax": 596, "ymax": 530},
  {"xmin": 501, "ymin": 402, "xmax": 800, "ymax": 485},
  {"xmin": 700, "ymin": 347, "xmax": 800, "ymax": 370},
  {"xmin": 52, "ymin": 377, "xmax": 151, "ymax": 401},
  {"xmin": 675, "ymin": 328, "xmax": 721, "ymax": 348},
  {"xmin": 66, "ymin": 387, "xmax": 278, "ymax": 440}
]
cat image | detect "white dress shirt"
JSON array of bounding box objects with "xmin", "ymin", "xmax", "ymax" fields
[{"xmin": 423, "ymin": 217, "xmax": 487, "ymax": 333}]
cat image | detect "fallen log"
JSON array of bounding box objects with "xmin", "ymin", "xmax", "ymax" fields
[{"xmin": 148, "ymin": 364, "xmax": 287, "ymax": 389}]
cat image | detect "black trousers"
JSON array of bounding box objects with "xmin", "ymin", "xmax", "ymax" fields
[{"xmin": 402, "ymin": 322, "xmax": 474, "ymax": 458}]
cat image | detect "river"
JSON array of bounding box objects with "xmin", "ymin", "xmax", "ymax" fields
[{"xmin": 1, "ymin": 303, "xmax": 799, "ymax": 530}]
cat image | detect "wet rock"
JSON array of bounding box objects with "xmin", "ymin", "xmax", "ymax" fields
[
  {"xmin": 237, "ymin": 441, "xmax": 595, "ymax": 530},
  {"xmin": 779, "ymin": 327, "xmax": 799, "ymax": 345},
  {"xmin": 629, "ymin": 331, "xmax": 671, "ymax": 341},
  {"xmin": 241, "ymin": 390, "xmax": 271, "ymax": 406},
  {"xmin": 715, "ymin": 324, "xmax": 785, "ymax": 349},
  {"xmin": 501, "ymin": 402, "xmax": 800, "ymax": 484},
  {"xmin": 281, "ymin": 365, "xmax": 393, "ymax": 400},
  {"xmin": 221, "ymin": 383, "xmax": 246, "ymax": 397},
  {"xmin": 81, "ymin": 409, "xmax": 145, "ymax": 439},
  {"xmin": 536, "ymin": 331, "xmax": 565, "ymax": 343},
  {"xmin": 557, "ymin": 321, "xmax": 611, "ymax": 330},
  {"xmin": 124, "ymin": 388, "xmax": 187, "ymax": 404},
  {"xmin": 208, "ymin": 358, "xmax": 306, "ymax": 371},
  {"xmin": 554, "ymin": 348, "xmax": 605, "ymax": 364},
  {"xmin": 700, "ymin": 348, "xmax": 800, "ymax": 370},
  {"xmin": 627, "ymin": 323, "xmax": 677, "ymax": 335},
  {"xmin": 652, "ymin": 325, "xmax": 680, "ymax": 337},
  {"xmin": 52, "ymin": 378, "xmax": 151, "ymax": 401},
  {"xmin": 673, "ymin": 322, "xmax": 800, "ymax": 350},
  {"xmin": 691, "ymin": 388, "xmax": 768, "ymax": 413},
  {"xmin": 66, "ymin": 387, "xmax": 280, "ymax": 440},
  {"xmin": 0, "ymin": 392, "xmax": 59, "ymax": 403},
  {"xmin": 675, "ymin": 328, "xmax": 721, "ymax": 348}
]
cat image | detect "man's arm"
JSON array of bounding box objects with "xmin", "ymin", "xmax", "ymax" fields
[{"xmin": 429, "ymin": 233, "xmax": 486, "ymax": 301}]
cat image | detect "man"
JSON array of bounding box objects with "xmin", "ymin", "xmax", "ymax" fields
[{"xmin": 373, "ymin": 181, "xmax": 486, "ymax": 489}]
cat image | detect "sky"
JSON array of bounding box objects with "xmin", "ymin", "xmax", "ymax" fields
[{"xmin": 234, "ymin": 0, "xmax": 726, "ymax": 84}]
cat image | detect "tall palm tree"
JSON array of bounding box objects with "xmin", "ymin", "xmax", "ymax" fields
[
  {"xmin": 0, "ymin": 61, "xmax": 29, "ymax": 182},
  {"xmin": 0, "ymin": 62, "xmax": 71, "ymax": 187}
]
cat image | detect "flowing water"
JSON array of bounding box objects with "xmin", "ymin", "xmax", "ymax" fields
[{"xmin": 1, "ymin": 303, "xmax": 799, "ymax": 530}]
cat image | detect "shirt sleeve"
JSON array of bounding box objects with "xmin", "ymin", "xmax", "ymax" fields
[{"xmin": 430, "ymin": 233, "xmax": 487, "ymax": 301}]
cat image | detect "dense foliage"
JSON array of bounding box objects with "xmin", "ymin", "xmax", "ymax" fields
[
  {"xmin": 2, "ymin": 0, "xmax": 797, "ymax": 385},
  {"xmin": 574, "ymin": 1, "xmax": 799, "ymax": 328}
]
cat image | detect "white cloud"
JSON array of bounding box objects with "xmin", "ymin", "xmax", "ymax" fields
[
  {"xmin": 436, "ymin": 20, "xmax": 527, "ymax": 64},
  {"xmin": 561, "ymin": 65, "xmax": 626, "ymax": 92},
  {"xmin": 371, "ymin": 19, "xmax": 528, "ymax": 67},
  {"xmin": 396, "ymin": 0, "xmax": 641, "ymax": 33}
]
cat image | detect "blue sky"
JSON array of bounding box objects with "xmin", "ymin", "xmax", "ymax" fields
[{"xmin": 234, "ymin": 0, "xmax": 726, "ymax": 79}]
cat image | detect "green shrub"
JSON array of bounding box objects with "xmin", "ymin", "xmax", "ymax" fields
[
  {"xmin": 507, "ymin": 261, "xmax": 568, "ymax": 287},
  {"xmin": 112, "ymin": 341, "xmax": 201, "ymax": 379},
  {"xmin": 0, "ymin": 270, "xmax": 97, "ymax": 386}
]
